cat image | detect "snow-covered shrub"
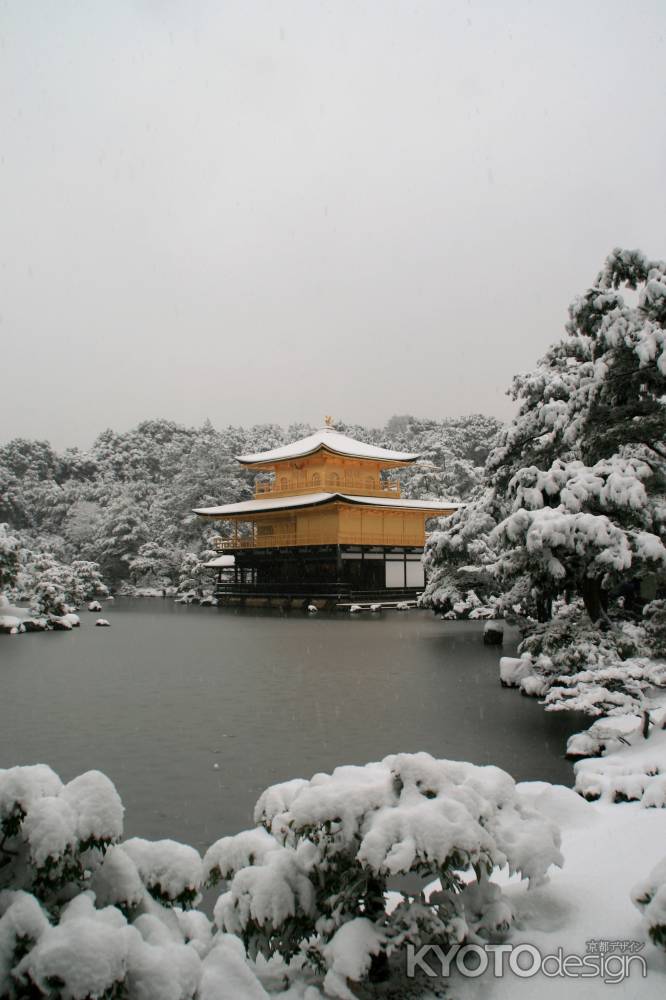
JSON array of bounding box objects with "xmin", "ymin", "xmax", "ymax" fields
[
  {"xmin": 0, "ymin": 764, "xmax": 285, "ymax": 1000},
  {"xmin": 499, "ymin": 654, "xmax": 535, "ymax": 689},
  {"xmin": 0, "ymin": 756, "xmax": 562, "ymax": 998},
  {"xmin": 544, "ymin": 658, "xmax": 666, "ymax": 718},
  {"xmin": 0, "ymin": 524, "xmax": 20, "ymax": 590},
  {"xmin": 518, "ymin": 603, "xmax": 646, "ymax": 676},
  {"xmin": 632, "ymin": 857, "xmax": 666, "ymax": 949},
  {"xmin": 565, "ymin": 714, "xmax": 641, "ymax": 759},
  {"xmin": 121, "ymin": 839, "xmax": 203, "ymax": 908},
  {"xmin": 643, "ymin": 599, "xmax": 666, "ymax": 658},
  {"xmin": 29, "ymin": 558, "xmax": 108, "ymax": 616},
  {"xmin": 5, "ymin": 540, "xmax": 109, "ymax": 618},
  {"xmin": 210, "ymin": 753, "xmax": 562, "ymax": 997},
  {"xmin": 574, "ymin": 726, "xmax": 666, "ymax": 804},
  {"xmin": 0, "ymin": 765, "xmax": 123, "ymax": 906},
  {"xmin": 177, "ymin": 553, "xmax": 207, "ymax": 595},
  {"xmin": 496, "ymin": 603, "xmax": 655, "ymax": 706}
]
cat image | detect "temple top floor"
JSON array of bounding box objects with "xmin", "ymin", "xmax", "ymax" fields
[
  {"xmin": 236, "ymin": 426, "xmax": 422, "ymax": 500},
  {"xmin": 236, "ymin": 427, "xmax": 420, "ymax": 470}
]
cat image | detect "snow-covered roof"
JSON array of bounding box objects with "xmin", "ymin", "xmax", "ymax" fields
[
  {"xmin": 194, "ymin": 493, "xmax": 459, "ymax": 518},
  {"xmin": 236, "ymin": 429, "xmax": 420, "ymax": 466},
  {"xmin": 204, "ymin": 555, "xmax": 236, "ymax": 567}
]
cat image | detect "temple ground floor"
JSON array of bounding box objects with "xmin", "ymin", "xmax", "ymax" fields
[{"xmin": 213, "ymin": 544, "xmax": 426, "ymax": 606}]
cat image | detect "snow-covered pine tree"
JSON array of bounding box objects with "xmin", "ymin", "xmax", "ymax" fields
[{"xmin": 422, "ymin": 248, "xmax": 666, "ymax": 625}]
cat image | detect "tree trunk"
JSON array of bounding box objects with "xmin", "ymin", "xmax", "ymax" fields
[
  {"xmin": 535, "ymin": 591, "xmax": 553, "ymax": 622},
  {"xmin": 365, "ymin": 876, "xmax": 390, "ymax": 982},
  {"xmin": 581, "ymin": 577, "xmax": 605, "ymax": 622}
]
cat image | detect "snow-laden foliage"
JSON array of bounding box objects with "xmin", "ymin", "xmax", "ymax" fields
[
  {"xmin": 565, "ymin": 713, "xmax": 643, "ymax": 759},
  {"xmin": 632, "ymin": 856, "xmax": 666, "ymax": 950},
  {"xmin": 543, "ymin": 658, "xmax": 666, "ymax": 718},
  {"xmin": 492, "ymin": 447, "xmax": 666, "ymax": 623},
  {"xmin": 0, "ymin": 765, "xmax": 123, "ymax": 903},
  {"xmin": 1, "ymin": 523, "xmax": 108, "ymax": 616},
  {"xmin": 517, "ymin": 602, "xmax": 647, "ymax": 677},
  {"xmin": 0, "ymin": 765, "xmax": 286, "ymax": 1000},
  {"xmin": 211, "ymin": 752, "xmax": 561, "ymax": 997},
  {"xmin": 643, "ymin": 600, "xmax": 666, "ymax": 658},
  {"xmin": 421, "ymin": 487, "xmax": 503, "ymax": 617},
  {"xmin": 0, "ymin": 524, "xmax": 20, "ymax": 591},
  {"xmin": 120, "ymin": 839, "xmax": 204, "ymax": 909},
  {"xmin": 507, "ymin": 598, "xmax": 666, "ymax": 720},
  {"xmin": 574, "ymin": 723, "xmax": 666, "ymax": 806},
  {"xmin": 422, "ymin": 247, "xmax": 666, "ymax": 626},
  {"xmin": 0, "ymin": 755, "xmax": 563, "ymax": 999}
]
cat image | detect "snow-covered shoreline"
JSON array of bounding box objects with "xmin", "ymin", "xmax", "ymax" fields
[{"xmin": 443, "ymin": 731, "xmax": 666, "ymax": 998}]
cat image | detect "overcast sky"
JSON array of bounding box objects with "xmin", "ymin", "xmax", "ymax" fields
[{"xmin": 1, "ymin": 1, "xmax": 665, "ymax": 448}]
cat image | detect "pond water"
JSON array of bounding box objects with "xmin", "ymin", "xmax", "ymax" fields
[{"xmin": 0, "ymin": 600, "xmax": 585, "ymax": 854}]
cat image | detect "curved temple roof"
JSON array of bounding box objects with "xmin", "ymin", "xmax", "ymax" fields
[
  {"xmin": 193, "ymin": 492, "xmax": 459, "ymax": 518},
  {"xmin": 236, "ymin": 428, "xmax": 420, "ymax": 467}
]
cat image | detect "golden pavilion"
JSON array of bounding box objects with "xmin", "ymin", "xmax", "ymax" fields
[{"xmin": 194, "ymin": 423, "xmax": 457, "ymax": 604}]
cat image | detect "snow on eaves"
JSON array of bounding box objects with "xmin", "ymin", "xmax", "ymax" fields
[
  {"xmin": 193, "ymin": 493, "xmax": 460, "ymax": 518},
  {"xmin": 236, "ymin": 428, "xmax": 420, "ymax": 465}
]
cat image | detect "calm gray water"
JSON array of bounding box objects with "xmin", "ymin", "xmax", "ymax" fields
[{"xmin": 0, "ymin": 601, "xmax": 584, "ymax": 854}]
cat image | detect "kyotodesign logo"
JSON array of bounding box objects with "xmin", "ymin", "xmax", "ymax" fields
[{"xmin": 405, "ymin": 939, "xmax": 647, "ymax": 984}]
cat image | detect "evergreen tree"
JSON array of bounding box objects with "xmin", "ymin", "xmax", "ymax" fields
[{"xmin": 423, "ymin": 248, "xmax": 666, "ymax": 622}]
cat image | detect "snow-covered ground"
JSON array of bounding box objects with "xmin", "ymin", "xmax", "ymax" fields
[{"xmin": 436, "ymin": 729, "xmax": 666, "ymax": 1000}]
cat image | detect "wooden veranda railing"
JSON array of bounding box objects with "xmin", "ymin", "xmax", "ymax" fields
[
  {"xmin": 254, "ymin": 478, "xmax": 401, "ymax": 499},
  {"xmin": 212, "ymin": 531, "xmax": 425, "ymax": 551}
]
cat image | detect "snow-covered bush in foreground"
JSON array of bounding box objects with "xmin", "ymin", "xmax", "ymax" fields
[
  {"xmin": 0, "ymin": 764, "xmax": 273, "ymax": 1000},
  {"xmin": 0, "ymin": 756, "xmax": 563, "ymax": 999},
  {"xmin": 632, "ymin": 856, "xmax": 666, "ymax": 949},
  {"xmin": 209, "ymin": 753, "xmax": 562, "ymax": 998}
]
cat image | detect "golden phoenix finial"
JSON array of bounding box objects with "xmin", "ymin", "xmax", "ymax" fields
[{"xmin": 324, "ymin": 415, "xmax": 334, "ymax": 427}]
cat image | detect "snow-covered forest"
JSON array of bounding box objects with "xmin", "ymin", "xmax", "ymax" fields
[{"xmin": 0, "ymin": 413, "xmax": 501, "ymax": 614}]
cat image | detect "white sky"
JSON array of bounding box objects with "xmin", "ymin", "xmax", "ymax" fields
[{"xmin": 1, "ymin": 0, "xmax": 665, "ymax": 448}]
